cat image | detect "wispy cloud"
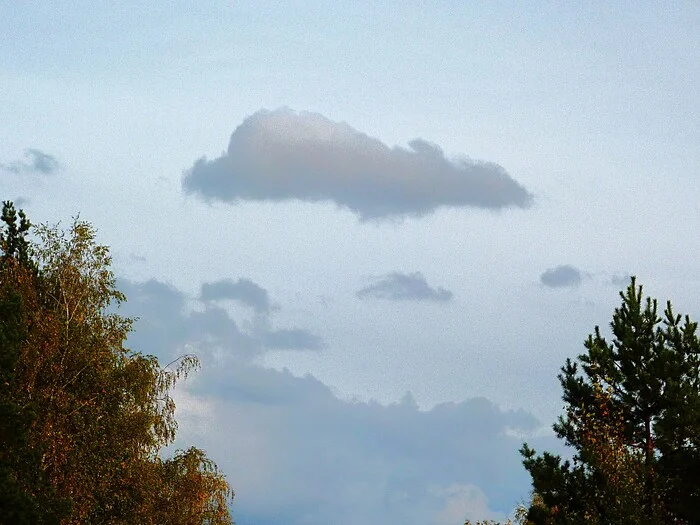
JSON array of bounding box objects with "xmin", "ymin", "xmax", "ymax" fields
[
  {"xmin": 1, "ymin": 149, "xmax": 59, "ymax": 175},
  {"xmin": 12, "ymin": 196, "xmax": 29, "ymax": 208},
  {"xmin": 357, "ymin": 271, "xmax": 453, "ymax": 302},
  {"xmin": 182, "ymin": 108, "xmax": 533, "ymax": 219},
  {"xmin": 610, "ymin": 273, "xmax": 632, "ymax": 287},
  {"xmin": 540, "ymin": 265, "xmax": 583, "ymax": 288}
]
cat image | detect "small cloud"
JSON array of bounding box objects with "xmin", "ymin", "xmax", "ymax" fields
[
  {"xmin": 610, "ymin": 273, "xmax": 632, "ymax": 287},
  {"xmin": 357, "ymin": 272, "xmax": 453, "ymax": 302},
  {"xmin": 26, "ymin": 149, "xmax": 59, "ymax": 174},
  {"xmin": 182, "ymin": 108, "xmax": 533, "ymax": 219},
  {"xmin": 201, "ymin": 278, "xmax": 270, "ymax": 314},
  {"xmin": 540, "ymin": 265, "xmax": 583, "ymax": 288},
  {"xmin": 1, "ymin": 149, "xmax": 59, "ymax": 175}
]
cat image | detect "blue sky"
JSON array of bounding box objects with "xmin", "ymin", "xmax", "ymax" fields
[{"xmin": 2, "ymin": 2, "xmax": 700, "ymax": 523}]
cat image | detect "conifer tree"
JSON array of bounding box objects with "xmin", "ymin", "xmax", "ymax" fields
[{"xmin": 521, "ymin": 278, "xmax": 700, "ymax": 524}]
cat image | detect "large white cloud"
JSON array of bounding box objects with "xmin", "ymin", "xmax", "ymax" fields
[{"xmin": 182, "ymin": 109, "xmax": 533, "ymax": 219}]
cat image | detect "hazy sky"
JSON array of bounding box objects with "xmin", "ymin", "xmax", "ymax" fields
[{"xmin": 2, "ymin": 2, "xmax": 700, "ymax": 523}]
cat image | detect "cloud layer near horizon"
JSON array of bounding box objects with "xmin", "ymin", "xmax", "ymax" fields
[
  {"xmin": 117, "ymin": 275, "xmax": 556, "ymax": 525},
  {"xmin": 182, "ymin": 109, "xmax": 533, "ymax": 219}
]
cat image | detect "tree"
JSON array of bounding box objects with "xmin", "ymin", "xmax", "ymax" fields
[
  {"xmin": 0, "ymin": 202, "xmax": 234, "ymax": 524},
  {"xmin": 0, "ymin": 201, "xmax": 70, "ymax": 524},
  {"xmin": 521, "ymin": 277, "xmax": 700, "ymax": 524},
  {"xmin": 0, "ymin": 201, "xmax": 31, "ymax": 266},
  {"xmin": 151, "ymin": 447, "xmax": 234, "ymax": 525},
  {"xmin": 461, "ymin": 494, "xmax": 536, "ymax": 525}
]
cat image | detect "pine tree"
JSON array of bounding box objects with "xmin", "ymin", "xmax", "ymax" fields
[{"xmin": 521, "ymin": 277, "xmax": 700, "ymax": 524}]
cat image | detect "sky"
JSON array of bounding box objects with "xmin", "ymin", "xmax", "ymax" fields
[{"xmin": 2, "ymin": 2, "xmax": 700, "ymax": 523}]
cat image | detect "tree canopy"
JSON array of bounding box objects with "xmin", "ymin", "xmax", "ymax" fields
[
  {"xmin": 0, "ymin": 201, "xmax": 234, "ymax": 524},
  {"xmin": 521, "ymin": 277, "xmax": 700, "ymax": 524}
]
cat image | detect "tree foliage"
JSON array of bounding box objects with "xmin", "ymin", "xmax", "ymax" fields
[
  {"xmin": 0, "ymin": 201, "xmax": 234, "ymax": 524},
  {"xmin": 521, "ymin": 277, "xmax": 700, "ymax": 524}
]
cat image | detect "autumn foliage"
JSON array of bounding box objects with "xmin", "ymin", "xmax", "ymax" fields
[{"xmin": 0, "ymin": 202, "xmax": 233, "ymax": 524}]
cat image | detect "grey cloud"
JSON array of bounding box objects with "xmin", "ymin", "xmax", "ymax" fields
[
  {"xmin": 118, "ymin": 277, "xmax": 321, "ymax": 361},
  {"xmin": 119, "ymin": 277, "xmax": 560, "ymax": 525},
  {"xmin": 357, "ymin": 271, "xmax": 453, "ymax": 302},
  {"xmin": 540, "ymin": 265, "xmax": 583, "ymax": 288},
  {"xmin": 1, "ymin": 149, "xmax": 59, "ymax": 175},
  {"xmin": 27, "ymin": 149, "xmax": 59, "ymax": 173},
  {"xmin": 182, "ymin": 108, "xmax": 533, "ymax": 219},
  {"xmin": 180, "ymin": 363, "xmax": 558, "ymax": 525},
  {"xmin": 201, "ymin": 278, "xmax": 270, "ymax": 313},
  {"xmin": 117, "ymin": 278, "xmax": 257, "ymax": 360}
]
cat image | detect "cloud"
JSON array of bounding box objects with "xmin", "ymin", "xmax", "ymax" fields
[
  {"xmin": 356, "ymin": 272, "xmax": 453, "ymax": 302},
  {"xmin": 1, "ymin": 149, "xmax": 59, "ymax": 175},
  {"xmin": 540, "ymin": 265, "xmax": 583, "ymax": 288},
  {"xmin": 118, "ymin": 277, "xmax": 321, "ymax": 360},
  {"xmin": 128, "ymin": 253, "xmax": 147, "ymax": 264},
  {"xmin": 11, "ymin": 197, "xmax": 29, "ymax": 208},
  {"xmin": 431, "ymin": 484, "xmax": 507, "ymax": 525},
  {"xmin": 610, "ymin": 273, "xmax": 632, "ymax": 287},
  {"xmin": 201, "ymin": 278, "xmax": 270, "ymax": 313},
  {"xmin": 119, "ymin": 276, "xmax": 557, "ymax": 525},
  {"xmin": 182, "ymin": 108, "xmax": 533, "ymax": 219},
  {"xmin": 179, "ymin": 365, "xmax": 553, "ymax": 525}
]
